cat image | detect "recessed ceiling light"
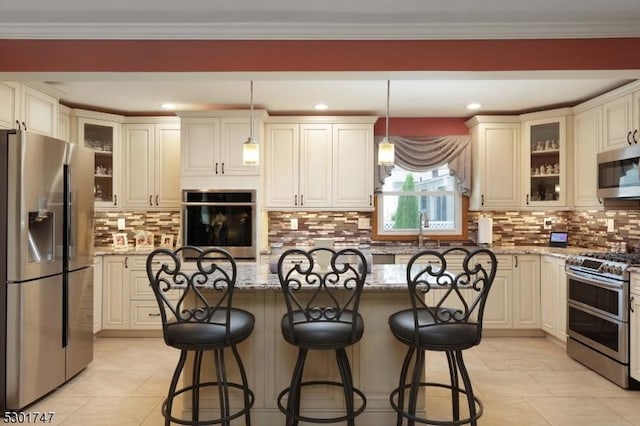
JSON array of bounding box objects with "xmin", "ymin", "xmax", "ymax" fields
[
  {"xmin": 314, "ymin": 103, "xmax": 328, "ymax": 110},
  {"xmin": 161, "ymin": 103, "xmax": 177, "ymax": 110},
  {"xmin": 466, "ymin": 102, "xmax": 482, "ymax": 110}
]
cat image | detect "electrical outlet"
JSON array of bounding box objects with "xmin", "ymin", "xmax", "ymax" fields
[
  {"xmin": 607, "ymin": 218, "xmax": 615, "ymax": 232},
  {"xmin": 117, "ymin": 218, "xmax": 126, "ymax": 230},
  {"xmin": 290, "ymin": 218, "xmax": 298, "ymax": 230},
  {"xmin": 358, "ymin": 217, "xmax": 371, "ymax": 230},
  {"xmin": 543, "ymin": 217, "xmax": 553, "ymax": 230}
]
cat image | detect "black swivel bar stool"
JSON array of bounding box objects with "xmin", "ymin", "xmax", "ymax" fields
[
  {"xmin": 276, "ymin": 247, "xmax": 368, "ymax": 426},
  {"xmin": 388, "ymin": 247, "xmax": 497, "ymax": 426},
  {"xmin": 146, "ymin": 246, "xmax": 255, "ymax": 426}
]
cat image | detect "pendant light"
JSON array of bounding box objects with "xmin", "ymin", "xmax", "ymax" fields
[
  {"xmin": 377, "ymin": 80, "xmax": 395, "ymax": 166},
  {"xmin": 242, "ymin": 80, "xmax": 259, "ymax": 166}
]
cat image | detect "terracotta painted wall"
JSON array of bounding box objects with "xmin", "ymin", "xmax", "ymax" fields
[{"xmin": 374, "ymin": 117, "xmax": 469, "ymax": 137}]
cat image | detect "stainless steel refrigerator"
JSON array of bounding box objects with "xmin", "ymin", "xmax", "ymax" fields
[{"xmin": 1, "ymin": 129, "xmax": 95, "ymax": 411}]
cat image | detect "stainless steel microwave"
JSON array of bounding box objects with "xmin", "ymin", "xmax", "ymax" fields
[
  {"xmin": 181, "ymin": 190, "xmax": 256, "ymax": 260},
  {"xmin": 597, "ymin": 144, "xmax": 640, "ymax": 199}
]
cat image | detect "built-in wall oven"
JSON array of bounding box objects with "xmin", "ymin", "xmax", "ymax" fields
[
  {"xmin": 181, "ymin": 190, "xmax": 256, "ymax": 261},
  {"xmin": 565, "ymin": 253, "xmax": 639, "ymax": 389}
]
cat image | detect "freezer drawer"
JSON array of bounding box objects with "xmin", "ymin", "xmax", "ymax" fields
[
  {"xmin": 66, "ymin": 266, "xmax": 93, "ymax": 379},
  {"xmin": 6, "ymin": 275, "xmax": 65, "ymax": 410}
]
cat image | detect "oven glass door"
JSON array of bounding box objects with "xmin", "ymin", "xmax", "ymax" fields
[
  {"xmin": 184, "ymin": 204, "xmax": 253, "ymax": 247},
  {"xmin": 568, "ymin": 304, "xmax": 628, "ymax": 363},
  {"xmin": 567, "ymin": 271, "xmax": 624, "ymax": 321}
]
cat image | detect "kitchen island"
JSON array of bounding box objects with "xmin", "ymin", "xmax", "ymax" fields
[{"xmin": 179, "ymin": 263, "xmax": 420, "ymax": 425}]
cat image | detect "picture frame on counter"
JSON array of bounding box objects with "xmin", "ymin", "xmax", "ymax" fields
[
  {"xmin": 135, "ymin": 231, "xmax": 154, "ymax": 251},
  {"xmin": 112, "ymin": 232, "xmax": 128, "ymax": 251},
  {"xmin": 160, "ymin": 234, "xmax": 174, "ymax": 248}
]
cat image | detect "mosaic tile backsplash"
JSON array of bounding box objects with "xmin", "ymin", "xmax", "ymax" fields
[{"xmin": 94, "ymin": 208, "xmax": 640, "ymax": 252}]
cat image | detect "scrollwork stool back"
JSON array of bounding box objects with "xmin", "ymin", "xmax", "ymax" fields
[{"xmin": 146, "ymin": 246, "xmax": 255, "ymax": 426}]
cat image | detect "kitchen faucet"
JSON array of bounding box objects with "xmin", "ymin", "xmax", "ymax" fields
[{"xmin": 418, "ymin": 211, "xmax": 427, "ymax": 248}]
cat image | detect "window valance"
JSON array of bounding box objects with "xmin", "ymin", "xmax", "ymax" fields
[{"xmin": 374, "ymin": 135, "xmax": 471, "ymax": 194}]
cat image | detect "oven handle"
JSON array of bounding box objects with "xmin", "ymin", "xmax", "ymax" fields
[{"xmin": 565, "ymin": 269, "xmax": 624, "ymax": 291}]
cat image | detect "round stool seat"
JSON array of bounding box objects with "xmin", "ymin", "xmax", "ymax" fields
[
  {"xmin": 388, "ymin": 308, "xmax": 478, "ymax": 350},
  {"xmin": 281, "ymin": 310, "xmax": 364, "ymax": 349},
  {"xmin": 164, "ymin": 308, "xmax": 255, "ymax": 350}
]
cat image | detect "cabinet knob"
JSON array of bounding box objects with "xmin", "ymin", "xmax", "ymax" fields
[
  {"xmin": 526, "ymin": 194, "xmax": 530, "ymax": 205},
  {"xmin": 481, "ymin": 194, "xmax": 484, "ymax": 206},
  {"xmin": 221, "ymin": 162, "xmax": 225, "ymax": 174},
  {"xmin": 155, "ymin": 195, "xmax": 159, "ymax": 206},
  {"xmin": 300, "ymin": 194, "xmax": 304, "ymax": 206},
  {"xmin": 294, "ymin": 194, "xmax": 298, "ymax": 206},
  {"xmin": 631, "ymin": 296, "xmax": 635, "ymax": 313},
  {"xmin": 21, "ymin": 121, "xmax": 26, "ymax": 131},
  {"xmin": 113, "ymin": 194, "xmax": 118, "ymax": 206},
  {"xmin": 149, "ymin": 195, "xmax": 153, "ymax": 206},
  {"xmin": 514, "ymin": 255, "xmax": 519, "ymax": 268},
  {"xmin": 369, "ymin": 195, "xmax": 373, "ymax": 206},
  {"xmin": 628, "ymin": 131, "xmax": 633, "ymax": 145},
  {"xmin": 215, "ymin": 163, "xmax": 219, "ymax": 174},
  {"xmin": 148, "ymin": 312, "xmax": 161, "ymax": 317},
  {"xmin": 633, "ymin": 129, "xmax": 639, "ymax": 144}
]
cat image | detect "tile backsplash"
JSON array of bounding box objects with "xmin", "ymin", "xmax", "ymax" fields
[{"xmin": 94, "ymin": 208, "xmax": 640, "ymax": 252}]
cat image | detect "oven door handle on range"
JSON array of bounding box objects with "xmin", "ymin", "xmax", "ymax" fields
[{"xmin": 565, "ymin": 269, "xmax": 625, "ymax": 291}]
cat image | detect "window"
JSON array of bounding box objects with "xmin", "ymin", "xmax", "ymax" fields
[{"xmin": 376, "ymin": 165, "xmax": 464, "ymax": 237}]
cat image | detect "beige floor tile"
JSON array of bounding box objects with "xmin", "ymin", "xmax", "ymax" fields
[
  {"xmin": 598, "ymin": 396, "xmax": 640, "ymax": 425},
  {"xmin": 528, "ymin": 396, "xmax": 632, "ymax": 425},
  {"xmin": 60, "ymin": 397, "xmax": 161, "ymax": 426},
  {"xmin": 27, "ymin": 396, "xmax": 92, "ymax": 425},
  {"xmin": 470, "ymin": 370, "xmax": 552, "ymax": 398},
  {"xmin": 533, "ymin": 370, "xmax": 635, "ymax": 397},
  {"xmin": 55, "ymin": 368, "xmax": 156, "ymax": 398}
]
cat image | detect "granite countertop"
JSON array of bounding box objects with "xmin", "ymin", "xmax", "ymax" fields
[
  {"xmin": 232, "ymin": 264, "xmax": 408, "ymax": 290},
  {"xmin": 96, "ymin": 245, "xmax": 586, "ymax": 259}
]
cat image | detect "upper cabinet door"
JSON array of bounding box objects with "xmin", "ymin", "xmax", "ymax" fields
[
  {"xmin": 332, "ymin": 124, "xmax": 374, "ymax": 209},
  {"xmin": 602, "ymin": 94, "xmax": 634, "ymax": 152},
  {"xmin": 180, "ymin": 118, "xmax": 220, "ymax": 176},
  {"xmin": 121, "ymin": 123, "xmax": 155, "ymax": 209},
  {"xmin": 573, "ymin": 107, "xmax": 603, "ymax": 209},
  {"xmin": 522, "ymin": 116, "xmax": 567, "ymax": 208},
  {"xmin": 154, "ymin": 123, "xmax": 181, "ymax": 208},
  {"xmin": 265, "ymin": 123, "xmax": 300, "ymax": 208},
  {"xmin": 219, "ymin": 117, "xmax": 260, "ymax": 176},
  {"xmin": 470, "ymin": 121, "xmax": 521, "ymax": 209},
  {"xmin": 0, "ymin": 82, "xmax": 20, "ymax": 130},
  {"xmin": 299, "ymin": 123, "xmax": 332, "ymax": 208},
  {"xmin": 21, "ymin": 85, "xmax": 58, "ymax": 137}
]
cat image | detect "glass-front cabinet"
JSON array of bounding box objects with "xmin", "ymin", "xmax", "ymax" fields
[
  {"xmin": 523, "ymin": 116, "xmax": 567, "ymax": 207},
  {"xmin": 77, "ymin": 116, "xmax": 121, "ymax": 209}
]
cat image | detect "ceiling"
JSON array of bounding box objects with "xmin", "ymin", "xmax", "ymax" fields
[{"xmin": 4, "ymin": 0, "xmax": 640, "ymax": 117}]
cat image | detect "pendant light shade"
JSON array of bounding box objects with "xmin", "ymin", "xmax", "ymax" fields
[
  {"xmin": 378, "ymin": 80, "xmax": 395, "ymax": 166},
  {"xmin": 243, "ymin": 80, "xmax": 259, "ymax": 166}
]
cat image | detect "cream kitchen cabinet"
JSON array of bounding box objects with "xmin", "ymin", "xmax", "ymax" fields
[
  {"xmin": 512, "ymin": 254, "xmax": 540, "ymax": 328},
  {"xmin": 102, "ymin": 255, "xmax": 128, "ymax": 329},
  {"xmin": 573, "ymin": 106, "xmax": 604, "ymax": 208},
  {"xmin": 75, "ymin": 110, "xmax": 124, "ymax": 209},
  {"xmin": 179, "ymin": 112, "xmax": 266, "ymax": 178},
  {"xmin": 121, "ymin": 119, "xmax": 181, "ymax": 209},
  {"xmin": 58, "ymin": 104, "xmax": 72, "ymax": 142},
  {"xmin": 602, "ymin": 93, "xmax": 635, "ymax": 152},
  {"xmin": 540, "ymin": 255, "xmax": 567, "ymax": 342},
  {"xmin": 631, "ymin": 273, "xmax": 640, "ymax": 381},
  {"xmin": 0, "ymin": 81, "xmax": 59, "ymax": 136},
  {"xmin": 102, "ymin": 255, "xmax": 179, "ymax": 330},
  {"xmin": 522, "ymin": 113, "xmax": 569, "ymax": 208},
  {"xmin": 466, "ymin": 116, "xmax": 521, "ymax": 210},
  {"xmin": 93, "ymin": 256, "xmax": 103, "ymax": 334},
  {"xmin": 265, "ymin": 117, "xmax": 375, "ymax": 210}
]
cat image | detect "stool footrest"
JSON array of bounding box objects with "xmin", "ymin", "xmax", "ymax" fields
[
  {"xmin": 277, "ymin": 380, "xmax": 366, "ymax": 424},
  {"xmin": 163, "ymin": 381, "xmax": 255, "ymax": 426},
  {"xmin": 390, "ymin": 382, "xmax": 483, "ymax": 426}
]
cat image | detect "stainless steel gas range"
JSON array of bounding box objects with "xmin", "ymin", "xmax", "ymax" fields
[{"xmin": 565, "ymin": 252, "xmax": 640, "ymax": 389}]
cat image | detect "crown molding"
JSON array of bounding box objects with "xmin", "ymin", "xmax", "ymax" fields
[{"xmin": 1, "ymin": 21, "xmax": 640, "ymax": 40}]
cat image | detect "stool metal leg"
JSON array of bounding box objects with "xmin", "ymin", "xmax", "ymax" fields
[
  {"xmin": 407, "ymin": 348, "xmax": 425, "ymax": 426},
  {"xmin": 335, "ymin": 348, "xmax": 355, "ymax": 426},
  {"xmin": 166, "ymin": 350, "xmax": 188, "ymax": 426},
  {"xmin": 192, "ymin": 350, "xmax": 203, "ymax": 423},
  {"xmin": 446, "ymin": 351, "xmax": 460, "ymax": 422},
  {"xmin": 286, "ymin": 348, "xmax": 308, "ymax": 426},
  {"xmin": 395, "ymin": 346, "xmax": 416, "ymax": 426},
  {"xmin": 231, "ymin": 344, "xmax": 252, "ymax": 426},
  {"xmin": 213, "ymin": 348, "xmax": 231, "ymax": 426},
  {"xmin": 455, "ymin": 351, "xmax": 478, "ymax": 426}
]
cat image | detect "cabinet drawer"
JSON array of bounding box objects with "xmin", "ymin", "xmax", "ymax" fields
[
  {"xmin": 632, "ymin": 274, "xmax": 640, "ymax": 294},
  {"xmin": 127, "ymin": 256, "xmax": 148, "ymax": 270},
  {"xmin": 129, "ymin": 302, "xmax": 168, "ymax": 329}
]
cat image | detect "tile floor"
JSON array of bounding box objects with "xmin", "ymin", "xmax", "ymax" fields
[{"xmin": 24, "ymin": 336, "xmax": 640, "ymax": 425}]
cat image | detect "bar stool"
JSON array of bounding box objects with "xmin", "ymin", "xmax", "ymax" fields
[
  {"xmin": 276, "ymin": 247, "xmax": 368, "ymax": 426},
  {"xmin": 146, "ymin": 246, "xmax": 255, "ymax": 426},
  {"xmin": 388, "ymin": 247, "xmax": 497, "ymax": 426}
]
